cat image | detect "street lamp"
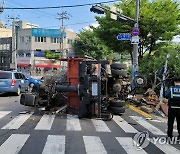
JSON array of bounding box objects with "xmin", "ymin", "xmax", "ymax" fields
[{"xmin": 90, "ymin": 1, "xmax": 141, "ymax": 90}]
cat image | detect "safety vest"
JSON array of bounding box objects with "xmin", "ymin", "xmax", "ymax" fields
[{"xmin": 170, "ymin": 87, "xmax": 180, "ymax": 100}]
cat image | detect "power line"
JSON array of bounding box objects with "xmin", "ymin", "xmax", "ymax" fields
[
  {"xmin": 5, "ymin": 0, "xmax": 56, "ymax": 18},
  {"xmin": 3, "ymin": 0, "xmax": 120, "ymax": 10},
  {"xmin": 40, "ymin": 21, "xmax": 96, "ymax": 29}
]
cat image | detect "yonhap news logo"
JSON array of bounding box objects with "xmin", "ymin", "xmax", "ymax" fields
[
  {"xmin": 133, "ymin": 131, "xmax": 150, "ymax": 150},
  {"xmin": 133, "ymin": 131, "xmax": 180, "ymax": 150}
]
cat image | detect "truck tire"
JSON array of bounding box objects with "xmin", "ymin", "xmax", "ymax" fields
[
  {"xmin": 109, "ymin": 107, "xmax": 125, "ymax": 114},
  {"xmin": 134, "ymin": 75, "xmax": 147, "ymax": 88},
  {"xmin": 110, "ymin": 100, "xmax": 125, "ymax": 107},
  {"xmin": 111, "ymin": 63, "xmax": 127, "ymax": 69},
  {"xmin": 111, "ymin": 69, "xmax": 127, "ymax": 77}
]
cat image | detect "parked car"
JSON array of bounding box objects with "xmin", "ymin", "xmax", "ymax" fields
[
  {"xmin": 0, "ymin": 71, "xmax": 29, "ymax": 95},
  {"xmin": 23, "ymin": 74, "xmax": 41, "ymax": 88}
]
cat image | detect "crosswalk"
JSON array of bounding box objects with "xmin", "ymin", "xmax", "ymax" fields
[{"xmin": 0, "ymin": 110, "xmax": 180, "ymax": 154}]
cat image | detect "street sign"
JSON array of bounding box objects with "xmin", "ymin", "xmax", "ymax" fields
[
  {"xmin": 117, "ymin": 33, "xmax": 131, "ymax": 41},
  {"xmin": 132, "ymin": 28, "xmax": 140, "ymax": 36},
  {"xmin": 131, "ymin": 36, "xmax": 139, "ymax": 44}
]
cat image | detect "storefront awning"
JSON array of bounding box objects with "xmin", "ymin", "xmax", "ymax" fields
[
  {"xmin": 35, "ymin": 64, "xmax": 61, "ymax": 69},
  {"xmin": 17, "ymin": 64, "xmax": 31, "ymax": 67}
]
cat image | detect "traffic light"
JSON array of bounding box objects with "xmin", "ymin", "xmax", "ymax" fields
[{"xmin": 90, "ymin": 5, "xmax": 105, "ymax": 14}]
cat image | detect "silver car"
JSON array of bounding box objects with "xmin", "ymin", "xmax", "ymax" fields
[{"xmin": 0, "ymin": 71, "xmax": 29, "ymax": 95}]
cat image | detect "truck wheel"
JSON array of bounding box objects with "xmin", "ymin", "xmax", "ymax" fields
[
  {"xmin": 134, "ymin": 75, "xmax": 147, "ymax": 88},
  {"xmin": 111, "ymin": 63, "xmax": 127, "ymax": 69},
  {"xmin": 109, "ymin": 107, "xmax": 125, "ymax": 114},
  {"xmin": 110, "ymin": 100, "xmax": 125, "ymax": 107},
  {"xmin": 111, "ymin": 69, "xmax": 127, "ymax": 77}
]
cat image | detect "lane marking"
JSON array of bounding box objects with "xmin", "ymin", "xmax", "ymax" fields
[
  {"xmin": 113, "ymin": 115, "xmax": 138, "ymax": 133},
  {"xmin": 83, "ymin": 136, "xmax": 107, "ymax": 154},
  {"xmin": 127, "ymin": 105, "xmax": 152, "ymax": 118},
  {"xmin": 116, "ymin": 137, "xmax": 147, "ymax": 154},
  {"xmin": 35, "ymin": 114, "xmax": 55, "ymax": 130},
  {"xmin": 130, "ymin": 116, "xmax": 166, "ymax": 135},
  {"xmin": 0, "ymin": 111, "xmax": 11, "ymax": 119},
  {"xmin": 91, "ymin": 119, "xmax": 111, "ymax": 132},
  {"xmin": 66, "ymin": 114, "xmax": 81, "ymax": 131},
  {"xmin": 1, "ymin": 112, "xmax": 33, "ymax": 129},
  {"xmin": 42, "ymin": 135, "xmax": 65, "ymax": 154},
  {"xmin": 0, "ymin": 134, "xmax": 30, "ymax": 154}
]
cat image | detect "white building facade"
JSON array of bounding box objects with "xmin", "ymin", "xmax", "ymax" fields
[{"xmin": 16, "ymin": 21, "xmax": 77, "ymax": 75}]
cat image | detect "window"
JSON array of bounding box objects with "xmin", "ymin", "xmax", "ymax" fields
[
  {"xmin": 35, "ymin": 37, "xmax": 46, "ymax": 43},
  {"xmin": 19, "ymin": 36, "xmax": 24, "ymax": 43},
  {"xmin": 0, "ymin": 72, "xmax": 12, "ymax": 79},
  {"xmin": 51, "ymin": 38, "xmax": 60, "ymax": 43},
  {"xmin": 38, "ymin": 37, "xmax": 41, "ymax": 42},
  {"xmin": 67, "ymin": 39, "xmax": 73, "ymax": 44},
  {"xmin": 14, "ymin": 73, "xmax": 21, "ymax": 79},
  {"xmin": 3, "ymin": 44, "xmax": 6, "ymax": 50},
  {"xmin": 6, "ymin": 44, "xmax": 10, "ymax": 50},
  {"xmin": 26, "ymin": 36, "xmax": 31, "ymax": 42}
]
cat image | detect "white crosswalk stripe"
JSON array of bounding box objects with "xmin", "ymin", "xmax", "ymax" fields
[
  {"xmin": 42, "ymin": 135, "xmax": 65, "ymax": 154},
  {"xmin": 35, "ymin": 114, "xmax": 55, "ymax": 130},
  {"xmin": 0, "ymin": 111, "xmax": 11, "ymax": 119},
  {"xmin": 0, "ymin": 134, "xmax": 30, "ymax": 154},
  {"xmin": 113, "ymin": 115, "xmax": 138, "ymax": 133},
  {"xmin": 91, "ymin": 119, "xmax": 111, "ymax": 132},
  {"xmin": 150, "ymin": 138, "xmax": 180, "ymax": 153},
  {"xmin": 116, "ymin": 137, "xmax": 148, "ymax": 154},
  {"xmin": 130, "ymin": 116, "xmax": 166, "ymax": 135},
  {"xmin": 66, "ymin": 114, "xmax": 81, "ymax": 131},
  {"xmin": 1, "ymin": 112, "xmax": 34, "ymax": 129},
  {"xmin": 83, "ymin": 136, "xmax": 107, "ymax": 154}
]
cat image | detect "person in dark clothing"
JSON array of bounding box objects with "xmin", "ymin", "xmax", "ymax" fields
[{"xmin": 164, "ymin": 77, "xmax": 180, "ymax": 139}]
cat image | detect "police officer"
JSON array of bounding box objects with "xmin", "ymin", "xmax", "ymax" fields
[{"xmin": 164, "ymin": 77, "xmax": 180, "ymax": 139}]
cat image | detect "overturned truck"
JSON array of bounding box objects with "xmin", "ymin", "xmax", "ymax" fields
[{"xmin": 20, "ymin": 58, "xmax": 131, "ymax": 120}]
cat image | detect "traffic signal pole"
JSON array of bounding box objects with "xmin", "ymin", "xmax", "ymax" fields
[{"xmin": 132, "ymin": 0, "xmax": 140, "ymax": 90}]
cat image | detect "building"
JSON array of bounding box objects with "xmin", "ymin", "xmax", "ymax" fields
[
  {"xmin": 0, "ymin": 22, "xmax": 13, "ymax": 70},
  {"xmin": 0, "ymin": 37, "xmax": 12, "ymax": 70},
  {"xmin": 0, "ymin": 28, "xmax": 12, "ymax": 38},
  {"xmin": 15, "ymin": 21, "xmax": 77, "ymax": 75}
]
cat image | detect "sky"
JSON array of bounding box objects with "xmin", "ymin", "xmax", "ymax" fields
[
  {"xmin": 0, "ymin": 0, "xmax": 180, "ymax": 42},
  {"xmin": 0, "ymin": 0, "xmax": 117, "ymax": 33}
]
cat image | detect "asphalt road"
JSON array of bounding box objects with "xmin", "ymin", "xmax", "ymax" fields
[{"xmin": 0, "ymin": 95, "xmax": 180, "ymax": 154}]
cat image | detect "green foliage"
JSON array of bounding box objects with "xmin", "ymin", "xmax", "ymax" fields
[
  {"xmin": 73, "ymin": 0, "xmax": 180, "ymax": 86},
  {"xmin": 139, "ymin": 44, "xmax": 180, "ymax": 86},
  {"xmin": 73, "ymin": 30, "xmax": 114, "ymax": 60},
  {"xmin": 94, "ymin": 0, "xmax": 180, "ymax": 57},
  {"xmin": 45, "ymin": 50, "xmax": 60, "ymax": 59}
]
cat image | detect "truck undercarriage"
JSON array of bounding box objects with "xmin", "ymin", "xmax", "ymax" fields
[{"xmin": 20, "ymin": 58, "xmax": 131, "ymax": 120}]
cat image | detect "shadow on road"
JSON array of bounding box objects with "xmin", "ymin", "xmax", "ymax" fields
[{"xmin": 0, "ymin": 93, "xmax": 18, "ymax": 97}]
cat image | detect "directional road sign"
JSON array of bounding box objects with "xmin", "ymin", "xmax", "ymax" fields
[{"xmin": 117, "ymin": 33, "xmax": 131, "ymax": 41}]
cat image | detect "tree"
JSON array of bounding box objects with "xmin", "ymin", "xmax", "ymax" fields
[
  {"xmin": 73, "ymin": 30, "xmax": 114, "ymax": 60},
  {"xmin": 45, "ymin": 50, "xmax": 60, "ymax": 59},
  {"xmin": 94, "ymin": 0, "xmax": 180, "ymax": 58},
  {"xmin": 138, "ymin": 44, "xmax": 180, "ymax": 87}
]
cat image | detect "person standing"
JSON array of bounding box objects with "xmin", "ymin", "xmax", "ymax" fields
[{"xmin": 164, "ymin": 77, "xmax": 180, "ymax": 139}]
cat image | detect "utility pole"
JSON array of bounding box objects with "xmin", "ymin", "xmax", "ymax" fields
[
  {"xmin": 132, "ymin": 0, "xmax": 140, "ymax": 90},
  {"xmin": 7, "ymin": 13, "xmax": 19, "ymax": 70},
  {"xmin": 0, "ymin": 0, "xmax": 4, "ymax": 19},
  {"xmin": 57, "ymin": 11, "xmax": 69, "ymax": 59}
]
